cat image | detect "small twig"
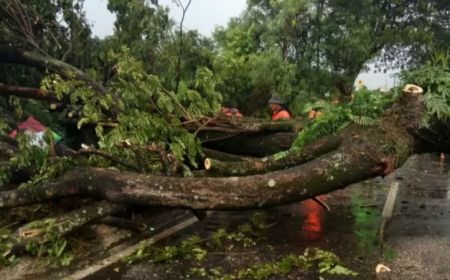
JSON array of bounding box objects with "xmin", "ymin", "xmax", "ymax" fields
[
  {"xmin": 194, "ymin": 117, "xmax": 215, "ymax": 136},
  {"xmin": 76, "ymin": 148, "xmax": 140, "ymax": 171},
  {"xmin": 259, "ymin": 222, "xmax": 277, "ymax": 229},
  {"xmin": 312, "ymin": 196, "xmax": 331, "ymax": 212},
  {"xmin": 0, "ymin": 221, "xmax": 19, "ymax": 229},
  {"xmin": 181, "ymin": 117, "xmax": 208, "ymax": 125},
  {"xmin": 69, "ymin": 236, "xmax": 92, "ymax": 247},
  {"xmin": 174, "ymin": 0, "xmax": 193, "ymax": 94},
  {"xmin": 360, "ymin": 204, "xmax": 378, "ymax": 208},
  {"xmin": 162, "ymin": 88, "xmax": 192, "ymax": 121},
  {"xmin": 201, "ymin": 133, "xmax": 240, "ymax": 144},
  {"xmin": 208, "ymin": 251, "xmax": 258, "ymax": 256}
]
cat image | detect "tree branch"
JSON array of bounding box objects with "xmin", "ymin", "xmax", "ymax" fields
[
  {"xmin": 0, "ymin": 84, "xmax": 58, "ymax": 101},
  {"xmin": 3, "ymin": 200, "xmax": 124, "ymax": 258},
  {"xmin": 174, "ymin": 0, "xmax": 193, "ymax": 94},
  {"xmin": 0, "ymin": 47, "xmax": 108, "ymax": 95},
  {"xmin": 204, "ymin": 135, "xmax": 341, "ymax": 176}
]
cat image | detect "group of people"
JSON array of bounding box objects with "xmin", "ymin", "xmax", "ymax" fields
[{"xmin": 221, "ymin": 94, "xmax": 292, "ymax": 121}]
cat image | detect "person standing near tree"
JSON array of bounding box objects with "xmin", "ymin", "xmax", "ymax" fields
[
  {"xmin": 268, "ymin": 95, "xmax": 291, "ymax": 121},
  {"xmin": 221, "ymin": 101, "xmax": 243, "ymax": 117}
]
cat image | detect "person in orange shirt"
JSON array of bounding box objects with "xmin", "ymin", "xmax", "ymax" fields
[
  {"xmin": 268, "ymin": 95, "xmax": 291, "ymax": 121},
  {"xmin": 221, "ymin": 101, "xmax": 243, "ymax": 117}
]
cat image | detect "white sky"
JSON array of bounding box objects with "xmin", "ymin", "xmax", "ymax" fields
[
  {"xmin": 83, "ymin": 0, "xmax": 246, "ymax": 38},
  {"xmin": 83, "ymin": 0, "xmax": 396, "ymax": 89}
]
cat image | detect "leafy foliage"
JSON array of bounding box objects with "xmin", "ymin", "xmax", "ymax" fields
[
  {"xmin": 126, "ymin": 213, "xmax": 272, "ymax": 265},
  {"xmin": 40, "ymin": 48, "xmax": 221, "ymax": 176},
  {"xmin": 126, "ymin": 235, "xmax": 207, "ymax": 265},
  {"xmin": 276, "ymin": 88, "xmax": 395, "ymax": 158},
  {"xmin": 214, "ymin": 0, "xmax": 450, "ymax": 104},
  {"xmin": 400, "ymin": 51, "xmax": 450, "ymax": 127},
  {"xmin": 0, "ymin": 219, "xmax": 73, "ymax": 267},
  {"xmin": 106, "ymin": 0, "xmax": 172, "ymax": 73},
  {"xmin": 23, "ymin": 218, "xmax": 74, "ymax": 266},
  {"xmin": 188, "ymin": 248, "xmax": 357, "ymax": 280},
  {"xmin": 0, "ymin": 227, "xmax": 18, "ymax": 266},
  {"xmin": 211, "ymin": 225, "xmax": 257, "ymax": 249},
  {"xmin": 0, "ymin": 128, "xmax": 79, "ymax": 188},
  {"xmin": 125, "ymin": 215, "xmax": 356, "ymax": 279},
  {"xmin": 213, "ymin": 46, "xmax": 297, "ymax": 115}
]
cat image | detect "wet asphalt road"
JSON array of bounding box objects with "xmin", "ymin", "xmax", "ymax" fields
[{"xmin": 87, "ymin": 153, "xmax": 450, "ymax": 280}]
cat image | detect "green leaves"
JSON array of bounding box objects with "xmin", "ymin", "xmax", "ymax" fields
[
  {"xmin": 125, "ymin": 218, "xmax": 356, "ymax": 279},
  {"xmin": 192, "ymin": 248, "xmax": 357, "ymax": 280},
  {"xmin": 400, "ymin": 51, "xmax": 450, "ymax": 126},
  {"xmin": 348, "ymin": 114, "xmax": 378, "ymax": 127},
  {"xmin": 424, "ymin": 92, "xmax": 450, "ymax": 121},
  {"xmin": 0, "ymin": 227, "xmax": 18, "ymax": 266},
  {"xmin": 125, "ymin": 234, "xmax": 207, "ymax": 264},
  {"xmin": 38, "ymin": 47, "xmax": 223, "ymax": 176},
  {"xmin": 282, "ymin": 89, "xmax": 393, "ymax": 157},
  {"xmin": 16, "ymin": 219, "xmax": 74, "ymax": 266}
]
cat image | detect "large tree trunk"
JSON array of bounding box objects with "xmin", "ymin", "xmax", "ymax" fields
[{"xmin": 0, "ymin": 92, "xmax": 424, "ymax": 210}]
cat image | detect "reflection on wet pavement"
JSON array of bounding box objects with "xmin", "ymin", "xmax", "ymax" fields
[{"xmin": 300, "ymin": 198, "xmax": 326, "ymax": 241}]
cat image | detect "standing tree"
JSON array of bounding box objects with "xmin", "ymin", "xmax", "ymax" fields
[{"xmin": 214, "ymin": 0, "xmax": 450, "ymax": 104}]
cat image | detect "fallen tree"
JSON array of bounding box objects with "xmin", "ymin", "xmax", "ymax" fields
[
  {"xmin": 0, "ymin": 46, "xmax": 438, "ymax": 214},
  {"xmin": 0, "ymin": 46, "xmax": 444, "ymax": 274},
  {"xmin": 0, "ymin": 90, "xmax": 424, "ymax": 210},
  {"xmin": 1, "ymin": 1, "xmax": 450, "ymax": 274}
]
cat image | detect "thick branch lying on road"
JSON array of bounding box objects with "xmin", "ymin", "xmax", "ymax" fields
[
  {"xmin": 204, "ymin": 135, "xmax": 341, "ymax": 176},
  {"xmin": 4, "ymin": 201, "xmax": 124, "ymax": 258}
]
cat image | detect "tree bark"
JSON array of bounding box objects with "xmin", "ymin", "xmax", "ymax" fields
[
  {"xmin": 204, "ymin": 135, "xmax": 341, "ymax": 176},
  {"xmin": 203, "ymin": 132, "xmax": 297, "ymax": 156},
  {"xmin": 189, "ymin": 116, "xmax": 298, "ymax": 134},
  {"xmin": 3, "ymin": 201, "xmax": 124, "ymax": 257},
  {"xmin": 0, "ymin": 47, "xmax": 108, "ymax": 94},
  {"xmin": 201, "ymin": 148, "xmax": 256, "ymax": 162},
  {"xmin": 0, "ymin": 84, "xmax": 58, "ymax": 101}
]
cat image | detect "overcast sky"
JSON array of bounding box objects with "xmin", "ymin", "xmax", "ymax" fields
[
  {"xmin": 83, "ymin": 0, "xmax": 396, "ymax": 89},
  {"xmin": 83, "ymin": 0, "xmax": 246, "ymax": 37}
]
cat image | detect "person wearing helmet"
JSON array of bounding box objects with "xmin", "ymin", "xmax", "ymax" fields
[{"xmin": 268, "ymin": 95, "xmax": 291, "ymax": 121}]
